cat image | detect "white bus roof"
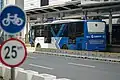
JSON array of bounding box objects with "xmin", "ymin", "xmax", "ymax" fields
[
  {"xmin": 31, "ymin": 22, "xmax": 50, "ymax": 26},
  {"xmin": 31, "ymin": 19, "xmax": 103, "ymax": 26},
  {"xmin": 51, "ymin": 19, "xmax": 85, "ymax": 24},
  {"xmin": 32, "ymin": 19, "xmax": 85, "ymax": 26}
]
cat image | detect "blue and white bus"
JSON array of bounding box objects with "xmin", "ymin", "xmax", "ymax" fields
[{"xmin": 29, "ymin": 19, "xmax": 106, "ymax": 51}]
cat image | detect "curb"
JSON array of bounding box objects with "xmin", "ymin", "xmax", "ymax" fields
[
  {"xmin": 33, "ymin": 51, "xmax": 120, "ymax": 63},
  {"xmin": 26, "ymin": 47, "xmax": 120, "ymax": 63}
]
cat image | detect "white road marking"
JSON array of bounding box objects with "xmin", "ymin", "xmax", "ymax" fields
[
  {"xmin": 27, "ymin": 56, "xmax": 36, "ymax": 59},
  {"xmin": 68, "ymin": 62, "xmax": 96, "ymax": 68},
  {"xmin": 29, "ymin": 64, "xmax": 54, "ymax": 70}
]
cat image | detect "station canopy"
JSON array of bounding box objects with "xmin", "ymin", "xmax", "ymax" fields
[
  {"xmin": 25, "ymin": 1, "xmax": 82, "ymax": 15},
  {"xmin": 25, "ymin": 1, "xmax": 120, "ymax": 19}
]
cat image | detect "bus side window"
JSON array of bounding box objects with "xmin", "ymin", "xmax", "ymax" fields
[
  {"xmin": 52, "ymin": 24, "xmax": 61, "ymax": 36},
  {"xmin": 76, "ymin": 22, "xmax": 84, "ymax": 37},
  {"xmin": 35, "ymin": 25, "xmax": 44, "ymax": 37},
  {"xmin": 61, "ymin": 23, "xmax": 68, "ymax": 37},
  {"xmin": 68, "ymin": 23, "xmax": 76, "ymax": 37},
  {"xmin": 68, "ymin": 23, "xmax": 76, "ymax": 44},
  {"xmin": 68, "ymin": 22, "xmax": 84, "ymax": 37},
  {"xmin": 44, "ymin": 25, "xmax": 51, "ymax": 43}
]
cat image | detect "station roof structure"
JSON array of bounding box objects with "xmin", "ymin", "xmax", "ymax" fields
[
  {"xmin": 25, "ymin": 1, "xmax": 81, "ymax": 15},
  {"xmin": 82, "ymin": 1, "xmax": 120, "ymax": 13},
  {"xmin": 25, "ymin": 1, "xmax": 120, "ymax": 16}
]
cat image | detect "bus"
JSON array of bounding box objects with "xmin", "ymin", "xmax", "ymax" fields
[{"xmin": 29, "ymin": 19, "xmax": 106, "ymax": 51}]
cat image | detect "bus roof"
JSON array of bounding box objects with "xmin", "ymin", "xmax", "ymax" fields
[
  {"xmin": 51, "ymin": 19, "xmax": 85, "ymax": 24},
  {"xmin": 31, "ymin": 19, "xmax": 103, "ymax": 26},
  {"xmin": 32, "ymin": 19, "xmax": 85, "ymax": 26}
]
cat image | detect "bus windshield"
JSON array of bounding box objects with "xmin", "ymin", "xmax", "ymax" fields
[{"xmin": 87, "ymin": 22, "xmax": 105, "ymax": 34}]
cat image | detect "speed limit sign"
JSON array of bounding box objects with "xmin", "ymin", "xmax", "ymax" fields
[{"xmin": 0, "ymin": 38, "xmax": 27, "ymax": 67}]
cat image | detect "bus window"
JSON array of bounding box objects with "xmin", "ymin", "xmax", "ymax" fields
[
  {"xmin": 68, "ymin": 22, "xmax": 76, "ymax": 44},
  {"xmin": 61, "ymin": 24, "xmax": 68, "ymax": 37},
  {"xmin": 76, "ymin": 22, "xmax": 84, "ymax": 37},
  {"xmin": 51, "ymin": 23, "xmax": 68, "ymax": 37},
  {"xmin": 52, "ymin": 24, "xmax": 61, "ymax": 35},
  {"xmin": 35, "ymin": 25, "xmax": 44, "ymax": 37},
  {"xmin": 68, "ymin": 22, "xmax": 84, "ymax": 37},
  {"xmin": 44, "ymin": 25, "xmax": 51, "ymax": 43},
  {"xmin": 68, "ymin": 22, "xmax": 76, "ymax": 37}
]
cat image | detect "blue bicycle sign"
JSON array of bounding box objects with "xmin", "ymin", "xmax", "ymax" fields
[
  {"xmin": 2, "ymin": 13, "xmax": 23, "ymax": 26},
  {"xmin": 0, "ymin": 5, "xmax": 26, "ymax": 34}
]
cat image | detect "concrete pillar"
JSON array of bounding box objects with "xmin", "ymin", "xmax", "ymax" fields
[
  {"xmin": 15, "ymin": 0, "xmax": 24, "ymax": 9},
  {"xmin": 83, "ymin": 11, "xmax": 87, "ymax": 20},
  {"xmin": 41, "ymin": 14, "xmax": 45, "ymax": 23},
  {"xmin": 59, "ymin": 13, "xmax": 64, "ymax": 20},
  {"xmin": 109, "ymin": 12, "xmax": 112, "ymax": 44},
  {"xmin": 25, "ymin": 15, "xmax": 30, "ymax": 43},
  {"xmin": 26, "ymin": 16, "xmax": 30, "ymax": 35},
  {"xmin": 44, "ymin": 14, "xmax": 48, "ymax": 22}
]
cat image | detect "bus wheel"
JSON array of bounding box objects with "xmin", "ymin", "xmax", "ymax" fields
[
  {"xmin": 36, "ymin": 44, "xmax": 41, "ymax": 48},
  {"xmin": 62, "ymin": 45, "xmax": 68, "ymax": 49}
]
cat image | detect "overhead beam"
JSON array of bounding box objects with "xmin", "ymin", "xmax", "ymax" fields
[
  {"xmin": 29, "ymin": 8, "xmax": 82, "ymax": 18},
  {"xmin": 62, "ymin": 7, "xmax": 70, "ymax": 10},
  {"xmin": 82, "ymin": 5, "xmax": 120, "ymax": 11}
]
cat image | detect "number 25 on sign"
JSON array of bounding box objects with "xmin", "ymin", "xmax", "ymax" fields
[{"xmin": 4, "ymin": 46, "xmax": 17, "ymax": 59}]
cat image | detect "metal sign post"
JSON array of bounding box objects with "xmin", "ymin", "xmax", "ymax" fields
[
  {"xmin": 0, "ymin": 5, "xmax": 26, "ymax": 80},
  {"xmin": 10, "ymin": 35, "xmax": 15, "ymax": 80},
  {"xmin": 11, "ymin": 68, "xmax": 15, "ymax": 80}
]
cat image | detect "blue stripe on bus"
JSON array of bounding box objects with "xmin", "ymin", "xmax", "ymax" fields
[
  {"xmin": 58, "ymin": 37, "xmax": 68, "ymax": 49},
  {"xmin": 57, "ymin": 24, "xmax": 65, "ymax": 37}
]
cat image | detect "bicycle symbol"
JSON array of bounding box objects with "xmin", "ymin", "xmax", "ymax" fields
[{"xmin": 2, "ymin": 13, "xmax": 23, "ymax": 26}]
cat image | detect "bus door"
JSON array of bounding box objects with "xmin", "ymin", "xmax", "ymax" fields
[{"xmin": 68, "ymin": 22, "xmax": 84, "ymax": 50}]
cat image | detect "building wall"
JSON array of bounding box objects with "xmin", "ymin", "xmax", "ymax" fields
[
  {"xmin": 4, "ymin": 0, "xmax": 24, "ymax": 8},
  {"xmin": 3, "ymin": 0, "xmax": 15, "ymax": 6},
  {"xmin": 24, "ymin": 0, "xmax": 73, "ymax": 10},
  {"xmin": 24, "ymin": 0, "xmax": 40, "ymax": 10},
  {"xmin": 15, "ymin": 0, "xmax": 24, "ymax": 9},
  {"xmin": 24, "ymin": 0, "xmax": 49, "ymax": 10},
  {"xmin": 49, "ymin": 0, "xmax": 72, "ymax": 6}
]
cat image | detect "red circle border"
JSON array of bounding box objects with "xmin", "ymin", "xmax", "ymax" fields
[{"xmin": 0, "ymin": 38, "xmax": 27, "ymax": 68}]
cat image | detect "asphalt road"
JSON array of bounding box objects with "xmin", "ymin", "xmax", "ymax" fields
[{"xmin": 20, "ymin": 52, "xmax": 120, "ymax": 80}]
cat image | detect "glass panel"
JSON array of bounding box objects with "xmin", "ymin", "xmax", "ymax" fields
[
  {"xmin": 44, "ymin": 24, "xmax": 51, "ymax": 43},
  {"xmin": 52, "ymin": 24, "xmax": 61, "ymax": 35},
  {"xmin": 44, "ymin": 25, "xmax": 51, "ymax": 37},
  {"xmin": 61, "ymin": 24, "xmax": 68, "ymax": 37},
  {"xmin": 68, "ymin": 22, "xmax": 84, "ymax": 37},
  {"xmin": 34, "ymin": 25, "xmax": 44, "ymax": 37},
  {"xmin": 68, "ymin": 23, "xmax": 76, "ymax": 37},
  {"xmin": 76, "ymin": 22, "xmax": 84, "ymax": 37}
]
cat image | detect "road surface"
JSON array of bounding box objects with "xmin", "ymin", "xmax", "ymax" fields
[{"xmin": 20, "ymin": 52, "xmax": 120, "ymax": 80}]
